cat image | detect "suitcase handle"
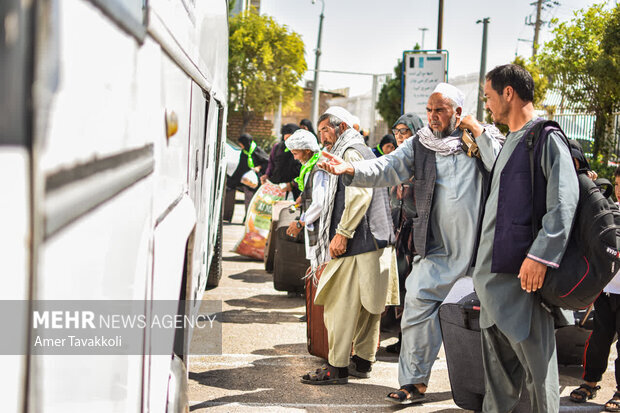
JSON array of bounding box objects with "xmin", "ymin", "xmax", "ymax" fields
[{"xmin": 461, "ymin": 299, "xmax": 481, "ymax": 330}]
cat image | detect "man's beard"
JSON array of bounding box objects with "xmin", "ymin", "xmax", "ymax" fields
[{"xmin": 432, "ymin": 114, "xmax": 458, "ymax": 139}]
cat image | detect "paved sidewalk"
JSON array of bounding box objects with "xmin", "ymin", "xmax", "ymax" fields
[{"xmin": 188, "ymin": 196, "xmax": 616, "ymax": 412}]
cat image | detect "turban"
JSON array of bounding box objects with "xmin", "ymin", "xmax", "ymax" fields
[
  {"xmin": 432, "ymin": 82, "xmax": 465, "ymax": 108},
  {"xmin": 284, "ymin": 129, "xmax": 320, "ymax": 153},
  {"xmin": 324, "ymin": 106, "xmax": 355, "ymax": 129}
]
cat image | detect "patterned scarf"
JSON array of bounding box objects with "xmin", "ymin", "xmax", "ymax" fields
[
  {"xmin": 313, "ymin": 128, "xmax": 365, "ymax": 270},
  {"xmin": 418, "ymin": 126, "xmax": 463, "ymax": 156}
]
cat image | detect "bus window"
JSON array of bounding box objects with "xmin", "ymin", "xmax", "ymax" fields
[{"xmin": 90, "ymin": 0, "xmax": 147, "ymax": 42}]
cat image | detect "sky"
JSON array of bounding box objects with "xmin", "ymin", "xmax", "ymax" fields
[{"xmin": 259, "ymin": 0, "xmax": 614, "ymax": 96}]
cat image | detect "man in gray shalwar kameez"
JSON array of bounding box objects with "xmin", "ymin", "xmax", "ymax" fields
[
  {"xmin": 318, "ymin": 83, "xmax": 504, "ymax": 403},
  {"xmin": 474, "ymin": 64, "xmax": 579, "ymax": 412}
]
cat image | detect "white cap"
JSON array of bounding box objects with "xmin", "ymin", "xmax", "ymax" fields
[
  {"xmin": 432, "ymin": 82, "xmax": 465, "ymax": 108},
  {"xmin": 324, "ymin": 106, "xmax": 355, "ymax": 129},
  {"xmin": 284, "ymin": 129, "xmax": 320, "ymax": 153}
]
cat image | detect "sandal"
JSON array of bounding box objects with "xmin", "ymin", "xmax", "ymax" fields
[
  {"xmin": 300, "ymin": 364, "xmax": 348, "ymax": 385},
  {"xmin": 385, "ymin": 384, "xmax": 425, "ymax": 405},
  {"xmin": 569, "ymin": 383, "xmax": 600, "ymax": 403},
  {"xmin": 606, "ymin": 392, "xmax": 620, "ymax": 412}
]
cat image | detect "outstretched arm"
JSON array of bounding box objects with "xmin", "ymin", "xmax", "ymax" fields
[{"xmin": 318, "ymin": 138, "xmax": 416, "ymax": 188}]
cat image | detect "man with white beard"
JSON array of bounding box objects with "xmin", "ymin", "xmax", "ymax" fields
[{"xmin": 318, "ymin": 83, "xmax": 505, "ymax": 404}]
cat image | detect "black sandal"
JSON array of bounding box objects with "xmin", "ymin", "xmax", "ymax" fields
[
  {"xmin": 385, "ymin": 384, "xmax": 425, "ymax": 405},
  {"xmin": 300, "ymin": 364, "xmax": 348, "ymax": 385},
  {"xmin": 569, "ymin": 383, "xmax": 600, "ymax": 403},
  {"xmin": 606, "ymin": 392, "xmax": 620, "ymax": 412}
]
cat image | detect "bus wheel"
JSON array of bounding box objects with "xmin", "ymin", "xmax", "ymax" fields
[{"xmin": 206, "ymin": 218, "xmax": 222, "ymax": 289}]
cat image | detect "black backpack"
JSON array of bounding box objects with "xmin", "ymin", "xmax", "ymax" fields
[{"xmin": 526, "ymin": 120, "xmax": 620, "ymax": 310}]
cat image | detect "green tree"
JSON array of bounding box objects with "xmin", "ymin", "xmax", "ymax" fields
[
  {"xmin": 228, "ymin": 10, "xmax": 307, "ymax": 132},
  {"xmin": 377, "ymin": 44, "xmax": 420, "ymax": 130},
  {"xmin": 536, "ymin": 3, "xmax": 620, "ymax": 161}
]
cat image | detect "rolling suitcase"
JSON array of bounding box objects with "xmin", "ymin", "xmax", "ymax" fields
[
  {"xmin": 272, "ymin": 206, "xmax": 309, "ymax": 293},
  {"xmin": 305, "ymin": 265, "xmax": 329, "ymax": 360},
  {"xmin": 439, "ymin": 277, "xmax": 530, "ymax": 412},
  {"xmin": 264, "ymin": 201, "xmax": 295, "ymax": 273}
]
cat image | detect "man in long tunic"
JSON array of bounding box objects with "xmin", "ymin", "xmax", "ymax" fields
[
  {"xmin": 318, "ymin": 83, "xmax": 504, "ymax": 403},
  {"xmin": 300, "ymin": 107, "xmax": 396, "ymax": 385},
  {"xmin": 474, "ymin": 64, "xmax": 578, "ymax": 412}
]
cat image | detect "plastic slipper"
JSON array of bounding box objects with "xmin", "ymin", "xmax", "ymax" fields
[
  {"xmin": 606, "ymin": 392, "xmax": 620, "ymax": 412},
  {"xmin": 385, "ymin": 384, "xmax": 425, "ymax": 405},
  {"xmin": 301, "ymin": 364, "xmax": 348, "ymax": 385},
  {"xmin": 569, "ymin": 383, "xmax": 600, "ymax": 403}
]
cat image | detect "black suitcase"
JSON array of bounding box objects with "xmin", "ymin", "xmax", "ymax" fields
[
  {"xmin": 439, "ymin": 280, "xmax": 530, "ymax": 412},
  {"xmin": 265, "ymin": 201, "xmax": 295, "ymax": 273},
  {"xmin": 273, "ymin": 207, "xmax": 309, "ymax": 293}
]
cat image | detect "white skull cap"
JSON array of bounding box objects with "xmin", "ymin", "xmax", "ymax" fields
[
  {"xmin": 432, "ymin": 82, "xmax": 465, "ymax": 108},
  {"xmin": 284, "ymin": 129, "xmax": 320, "ymax": 153},
  {"xmin": 324, "ymin": 106, "xmax": 355, "ymax": 129}
]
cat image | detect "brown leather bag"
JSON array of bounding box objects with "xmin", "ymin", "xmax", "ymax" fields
[{"xmin": 305, "ymin": 264, "xmax": 329, "ymax": 360}]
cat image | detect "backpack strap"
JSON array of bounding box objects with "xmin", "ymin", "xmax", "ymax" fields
[{"xmin": 525, "ymin": 119, "xmax": 572, "ymax": 239}]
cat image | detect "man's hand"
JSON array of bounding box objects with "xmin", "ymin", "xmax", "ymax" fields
[
  {"xmin": 260, "ymin": 175, "xmax": 268, "ymax": 184},
  {"xmin": 518, "ymin": 257, "xmax": 548, "ymax": 293},
  {"xmin": 286, "ymin": 221, "xmax": 302, "ymax": 238},
  {"xmin": 317, "ymin": 152, "xmax": 355, "ymax": 176},
  {"xmin": 329, "ymin": 233, "xmax": 348, "ymax": 258},
  {"xmin": 459, "ymin": 115, "xmax": 484, "ymax": 138}
]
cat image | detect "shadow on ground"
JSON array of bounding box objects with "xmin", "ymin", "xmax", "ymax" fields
[
  {"xmin": 228, "ymin": 270, "xmax": 273, "ymax": 284},
  {"xmin": 222, "ymin": 255, "xmax": 261, "ymax": 263},
  {"xmin": 226, "ymin": 293, "xmax": 304, "ymax": 310},
  {"xmin": 189, "ymin": 355, "xmax": 454, "ymax": 411},
  {"xmin": 251, "ymin": 342, "xmax": 308, "ymax": 356},
  {"xmin": 217, "ymin": 309, "xmax": 304, "ymax": 324}
]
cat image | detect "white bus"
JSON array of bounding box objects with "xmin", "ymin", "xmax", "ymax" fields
[{"xmin": 1, "ymin": 0, "xmax": 229, "ymax": 411}]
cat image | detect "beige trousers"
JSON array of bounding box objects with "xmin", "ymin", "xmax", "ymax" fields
[{"xmin": 322, "ymin": 258, "xmax": 381, "ymax": 368}]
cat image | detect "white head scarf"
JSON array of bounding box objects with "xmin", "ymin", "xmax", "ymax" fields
[
  {"xmin": 324, "ymin": 106, "xmax": 355, "ymax": 129},
  {"xmin": 432, "ymin": 82, "xmax": 465, "ymax": 108},
  {"xmin": 284, "ymin": 129, "xmax": 320, "ymax": 153}
]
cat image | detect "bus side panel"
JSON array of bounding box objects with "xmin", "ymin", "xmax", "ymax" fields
[
  {"xmin": 187, "ymin": 82, "xmax": 209, "ymax": 303},
  {"xmin": 201, "ymin": 101, "xmax": 223, "ymax": 283},
  {"xmin": 33, "ymin": 177, "xmax": 152, "ymax": 413},
  {"xmin": 151, "ymin": 54, "xmax": 191, "ymax": 220},
  {"xmin": 39, "ymin": 0, "xmax": 150, "ymax": 173},
  {"xmin": 0, "ymin": 149, "xmax": 30, "ymax": 413},
  {"xmin": 147, "ymin": 196, "xmax": 196, "ymax": 413}
]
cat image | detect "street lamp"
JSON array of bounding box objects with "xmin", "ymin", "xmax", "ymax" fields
[
  {"xmin": 419, "ymin": 27, "xmax": 428, "ymax": 50},
  {"xmin": 476, "ymin": 17, "xmax": 490, "ymax": 122},
  {"xmin": 310, "ymin": 0, "xmax": 325, "ymax": 128}
]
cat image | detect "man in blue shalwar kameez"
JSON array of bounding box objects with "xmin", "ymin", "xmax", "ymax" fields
[{"xmin": 474, "ymin": 64, "xmax": 578, "ymax": 412}]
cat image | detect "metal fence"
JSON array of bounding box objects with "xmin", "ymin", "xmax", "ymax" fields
[{"xmin": 540, "ymin": 112, "xmax": 620, "ymax": 158}]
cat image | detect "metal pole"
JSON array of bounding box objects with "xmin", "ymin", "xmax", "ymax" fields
[
  {"xmin": 532, "ymin": 0, "xmax": 543, "ymax": 57},
  {"xmin": 370, "ymin": 74, "xmax": 378, "ymax": 141},
  {"xmin": 310, "ymin": 0, "xmax": 325, "ymax": 128},
  {"xmin": 419, "ymin": 28, "xmax": 428, "ymax": 50},
  {"xmin": 476, "ymin": 17, "xmax": 490, "ymax": 122},
  {"xmin": 437, "ymin": 0, "xmax": 444, "ymax": 49}
]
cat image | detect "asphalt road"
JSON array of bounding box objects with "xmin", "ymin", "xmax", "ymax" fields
[{"xmin": 188, "ymin": 195, "xmax": 616, "ymax": 412}]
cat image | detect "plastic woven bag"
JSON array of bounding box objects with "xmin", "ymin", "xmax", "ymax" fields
[{"xmin": 233, "ymin": 182, "xmax": 286, "ymax": 260}]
